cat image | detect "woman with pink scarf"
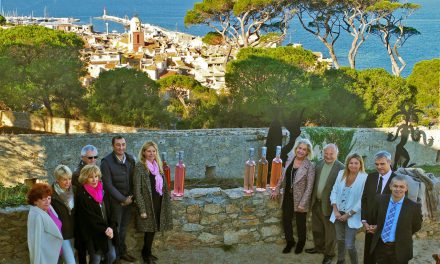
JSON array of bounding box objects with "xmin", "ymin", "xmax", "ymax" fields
[
  {"xmin": 134, "ymin": 141, "xmax": 173, "ymax": 264},
  {"xmin": 76, "ymin": 165, "xmax": 117, "ymax": 264}
]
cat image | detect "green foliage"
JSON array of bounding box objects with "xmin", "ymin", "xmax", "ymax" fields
[
  {"xmin": 0, "ymin": 15, "xmax": 6, "ymax": 25},
  {"xmin": 88, "ymin": 68, "xmax": 168, "ymax": 128},
  {"xmin": 157, "ymin": 75, "xmax": 219, "ymax": 128},
  {"xmin": 202, "ymin": 32, "xmax": 224, "ymax": 45},
  {"xmin": 342, "ymin": 68, "xmax": 413, "ymax": 126},
  {"xmin": 0, "ymin": 183, "xmax": 29, "ymax": 208},
  {"xmin": 407, "ymin": 59, "xmax": 440, "ymax": 124},
  {"xmin": 0, "ymin": 26, "xmax": 86, "ymax": 118},
  {"xmin": 303, "ymin": 127, "xmax": 355, "ymax": 162}
]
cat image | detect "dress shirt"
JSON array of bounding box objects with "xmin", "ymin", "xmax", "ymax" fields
[
  {"xmin": 377, "ymin": 170, "xmax": 392, "ymax": 194},
  {"xmin": 381, "ymin": 196, "xmax": 404, "ymax": 242}
]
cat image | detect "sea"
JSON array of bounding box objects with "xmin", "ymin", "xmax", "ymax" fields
[{"xmin": 1, "ymin": 0, "xmax": 439, "ymax": 77}]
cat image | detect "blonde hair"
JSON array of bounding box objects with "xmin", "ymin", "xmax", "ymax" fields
[
  {"xmin": 293, "ymin": 138, "xmax": 314, "ymax": 160},
  {"xmin": 138, "ymin": 141, "xmax": 164, "ymax": 174},
  {"xmin": 78, "ymin": 165, "xmax": 101, "ymax": 185},
  {"xmin": 54, "ymin": 164, "xmax": 72, "ymax": 180},
  {"xmin": 342, "ymin": 153, "xmax": 365, "ymax": 181}
]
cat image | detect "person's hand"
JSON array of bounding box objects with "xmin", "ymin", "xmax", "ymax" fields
[
  {"xmin": 363, "ymin": 222, "xmax": 370, "ymax": 232},
  {"xmin": 368, "ymin": 225, "xmax": 377, "ymax": 234},
  {"xmin": 338, "ymin": 213, "xmax": 349, "ymax": 222},
  {"xmin": 270, "ymin": 189, "xmax": 280, "ymax": 200},
  {"xmin": 297, "ymin": 205, "xmax": 306, "ymax": 212},
  {"xmin": 105, "ymin": 227, "xmax": 113, "ymax": 239},
  {"xmin": 334, "ymin": 210, "xmax": 342, "ymax": 220},
  {"xmin": 140, "ymin": 213, "xmax": 147, "ymax": 219},
  {"xmin": 121, "ymin": 195, "xmax": 133, "ymax": 206}
]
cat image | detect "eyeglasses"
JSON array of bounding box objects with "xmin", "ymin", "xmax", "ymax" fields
[{"xmin": 87, "ymin": 156, "xmax": 99, "ymax": 160}]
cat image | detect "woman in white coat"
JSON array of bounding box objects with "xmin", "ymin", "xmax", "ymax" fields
[
  {"xmin": 27, "ymin": 183, "xmax": 63, "ymax": 264},
  {"xmin": 330, "ymin": 153, "xmax": 368, "ymax": 264}
]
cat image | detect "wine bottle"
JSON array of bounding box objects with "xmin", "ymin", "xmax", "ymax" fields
[
  {"xmin": 173, "ymin": 151, "xmax": 186, "ymax": 197},
  {"xmin": 161, "ymin": 152, "xmax": 171, "ymax": 189},
  {"xmin": 269, "ymin": 146, "xmax": 282, "ymax": 190},
  {"xmin": 256, "ymin": 147, "xmax": 268, "ymax": 192},
  {"xmin": 243, "ymin": 148, "xmax": 256, "ymax": 194}
]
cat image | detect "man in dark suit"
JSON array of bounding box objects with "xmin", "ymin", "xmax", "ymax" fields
[
  {"xmin": 305, "ymin": 144, "xmax": 345, "ymax": 264},
  {"xmin": 361, "ymin": 150, "xmax": 396, "ymax": 264},
  {"xmin": 370, "ymin": 175, "xmax": 422, "ymax": 264}
]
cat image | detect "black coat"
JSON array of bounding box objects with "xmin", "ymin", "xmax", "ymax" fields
[
  {"xmin": 361, "ymin": 171, "xmax": 396, "ymax": 223},
  {"xmin": 370, "ymin": 194, "xmax": 422, "ymax": 263},
  {"xmin": 101, "ymin": 152, "xmax": 135, "ymax": 203},
  {"xmin": 75, "ymin": 185, "xmax": 118, "ymax": 255},
  {"xmin": 51, "ymin": 185, "xmax": 76, "ymax": 239},
  {"xmin": 72, "ymin": 161, "xmax": 86, "ymax": 188}
]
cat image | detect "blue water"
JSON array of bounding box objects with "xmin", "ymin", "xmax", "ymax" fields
[{"xmin": 2, "ymin": 0, "xmax": 439, "ymax": 77}]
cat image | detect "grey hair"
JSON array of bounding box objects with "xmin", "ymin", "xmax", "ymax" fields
[
  {"xmin": 293, "ymin": 138, "xmax": 314, "ymax": 160},
  {"xmin": 390, "ymin": 175, "xmax": 408, "ymax": 187},
  {"xmin": 80, "ymin": 145, "xmax": 98, "ymax": 157},
  {"xmin": 323, "ymin": 143, "xmax": 339, "ymax": 154},
  {"xmin": 374, "ymin": 150, "xmax": 392, "ymax": 161},
  {"xmin": 53, "ymin": 164, "xmax": 72, "ymax": 180}
]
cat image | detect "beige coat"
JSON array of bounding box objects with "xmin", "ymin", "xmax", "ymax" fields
[
  {"xmin": 277, "ymin": 156, "xmax": 315, "ymax": 212},
  {"xmin": 133, "ymin": 161, "xmax": 173, "ymax": 232}
]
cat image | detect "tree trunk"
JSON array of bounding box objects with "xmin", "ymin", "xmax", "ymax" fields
[
  {"xmin": 43, "ymin": 98, "xmax": 54, "ymax": 117},
  {"xmin": 325, "ymin": 42, "xmax": 340, "ymax": 69},
  {"xmin": 348, "ymin": 34, "xmax": 359, "ymax": 69}
]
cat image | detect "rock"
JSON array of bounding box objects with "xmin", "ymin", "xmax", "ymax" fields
[{"xmin": 182, "ymin": 223, "xmax": 204, "ymax": 232}]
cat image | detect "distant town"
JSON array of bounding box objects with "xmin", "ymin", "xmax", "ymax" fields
[{"xmin": 1, "ymin": 9, "xmax": 332, "ymax": 90}]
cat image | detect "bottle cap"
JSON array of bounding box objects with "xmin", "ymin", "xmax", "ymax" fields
[
  {"xmin": 261, "ymin": 147, "xmax": 267, "ymax": 157},
  {"xmin": 161, "ymin": 152, "xmax": 167, "ymax": 161},
  {"xmin": 249, "ymin": 148, "xmax": 254, "ymax": 159},
  {"xmin": 276, "ymin": 146, "xmax": 281, "ymax": 156},
  {"xmin": 178, "ymin": 151, "xmax": 184, "ymax": 160}
]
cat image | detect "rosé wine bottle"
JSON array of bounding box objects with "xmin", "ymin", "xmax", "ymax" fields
[
  {"xmin": 256, "ymin": 147, "xmax": 269, "ymax": 192},
  {"xmin": 173, "ymin": 151, "xmax": 186, "ymax": 197},
  {"xmin": 243, "ymin": 148, "xmax": 256, "ymax": 194},
  {"xmin": 161, "ymin": 152, "xmax": 171, "ymax": 189},
  {"xmin": 269, "ymin": 146, "xmax": 282, "ymax": 190}
]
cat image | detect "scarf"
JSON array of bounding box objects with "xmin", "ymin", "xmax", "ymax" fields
[
  {"xmin": 84, "ymin": 181, "xmax": 104, "ymax": 204},
  {"xmin": 54, "ymin": 183, "xmax": 74, "ymax": 210},
  {"xmin": 146, "ymin": 160, "xmax": 163, "ymax": 196}
]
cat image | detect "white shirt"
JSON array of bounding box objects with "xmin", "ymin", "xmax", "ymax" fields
[{"xmin": 377, "ymin": 170, "xmax": 392, "ymax": 194}]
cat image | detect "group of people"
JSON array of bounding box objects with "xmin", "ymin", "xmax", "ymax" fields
[
  {"xmin": 271, "ymin": 138, "xmax": 422, "ymax": 264},
  {"xmin": 26, "ymin": 135, "xmax": 423, "ymax": 264},
  {"xmin": 27, "ymin": 136, "xmax": 172, "ymax": 264}
]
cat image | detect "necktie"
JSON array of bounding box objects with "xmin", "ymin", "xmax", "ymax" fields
[
  {"xmin": 381, "ymin": 202, "xmax": 397, "ymax": 242},
  {"xmin": 377, "ymin": 176, "xmax": 383, "ymax": 194}
]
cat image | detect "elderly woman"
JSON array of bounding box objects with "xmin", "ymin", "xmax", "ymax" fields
[
  {"xmin": 76, "ymin": 165, "xmax": 117, "ymax": 264},
  {"xmin": 330, "ymin": 153, "xmax": 368, "ymax": 264},
  {"xmin": 134, "ymin": 141, "xmax": 172, "ymax": 264},
  {"xmin": 271, "ymin": 138, "xmax": 315, "ymax": 254},
  {"xmin": 51, "ymin": 165, "xmax": 76, "ymax": 264},
  {"xmin": 27, "ymin": 183, "xmax": 63, "ymax": 264}
]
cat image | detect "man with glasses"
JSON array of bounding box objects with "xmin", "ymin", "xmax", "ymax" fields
[{"xmin": 72, "ymin": 144, "xmax": 99, "ymax": 188}]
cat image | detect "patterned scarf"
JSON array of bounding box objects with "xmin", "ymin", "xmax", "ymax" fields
[
  {"xmin": 54, "ymin": 183, "xmax": 74, "ymax": 210},
  {"xmin": 146, "ymin": 160, "xmax": 163, "ymax": 196}
]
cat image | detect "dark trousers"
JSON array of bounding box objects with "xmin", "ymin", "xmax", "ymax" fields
[
  {"xmin": 282, "ymin": 192, "xmax": 307, "ymax": 244},
  {"xmin": 77, "ymin": 241, "xmax": 88, "ymax": 264},
  {"xmin": 375, "ymin": 240, "xmax": 408, "ymax": 264},
  {"xmin": 311, "ymin": 201, "xmax": 336, "ymax": 257},
  {"xmin": 112, "ymin": 202, "xmax": 133, "ymax": 257},
  {"xmin": 364, "ymin": 232, "xmax": 376, "ymax": 264},
  {"xmin": 142, "ymin": 232, "xmax": 156, "ymax": 258}
]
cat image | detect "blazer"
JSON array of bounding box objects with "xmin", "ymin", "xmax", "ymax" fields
[
  {"xmin": 312, "ymin": 159, "xmax": 345, "ymax": 216},
  {"xmin": 27, "ymin": 205, "xmax": 63, "ymax": 264},
  {"xmin": 329, "ymin": 170, "xmax": 368, "ymax": 229},
  {"xmin": 133, "ymin": 161, "xmax": 173, "ymax": 232},
  {"xmin": 370, "ymin": 194, "xmax": 422, "ymax": 263},
  {"xmin": 75, "ymin": 185, "xmax": 118, "ymax": 255},
  {"xmin": 277, "ymin": 155, "xmax": 315, "ymax": 212},
  {"xmin": 361, "ymin": 171, "xmax": 396, "ymax": 224}
]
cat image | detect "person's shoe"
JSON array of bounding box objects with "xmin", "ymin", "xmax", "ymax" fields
[
  {"xmin": 305, "ymin": 247, "xmax": 319, "ymax": 254},
  {"xmin": 120, "ymin": 253, "xmax": 137, "ymax": 262},
  {"xmin": 282, "ymin": 241, "xmax": 296, "ymax": 254},
  {"xmin": 294, "ymin": 241, "xmax": 305, "ymax": 254},
  {"xmin": 322, "ymin": 255, "xmax": 333, "ymax": 264}
]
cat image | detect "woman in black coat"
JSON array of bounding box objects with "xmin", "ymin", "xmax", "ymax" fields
[{"xmin": 76, "ymin": 164, "xmax": 118, "ymax": 264}]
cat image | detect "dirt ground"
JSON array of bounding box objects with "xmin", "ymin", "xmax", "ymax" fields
[{"xmin": 129, "ymin": 234, "xmax": 440, "ymax": 264}]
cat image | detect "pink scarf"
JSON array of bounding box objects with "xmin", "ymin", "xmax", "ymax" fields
[
  {"xmin": 84, "ymin": 181, "xmax": 104, "ymax": 204},
  {"xmin": 146, "ymin": 160, "xmax": 163, "ymax": 196}
]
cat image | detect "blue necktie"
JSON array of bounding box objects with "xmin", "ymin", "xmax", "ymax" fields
[{"xmin": 381, "ymin": 202, "xmax": 397, "ymax": 242}]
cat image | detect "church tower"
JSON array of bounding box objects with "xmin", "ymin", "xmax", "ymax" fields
[{"xmin": 129, "ymin": 16, "xmax": 144, "ymax": 52}]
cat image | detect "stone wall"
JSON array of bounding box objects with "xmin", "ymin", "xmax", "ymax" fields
[
  {"xmin": 1, "ymin": 187, "xmax": 439, "ymax": 263},
  {"xmin": 0, "ymin": 127, "xmax": 439, "ymax": 186}
]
